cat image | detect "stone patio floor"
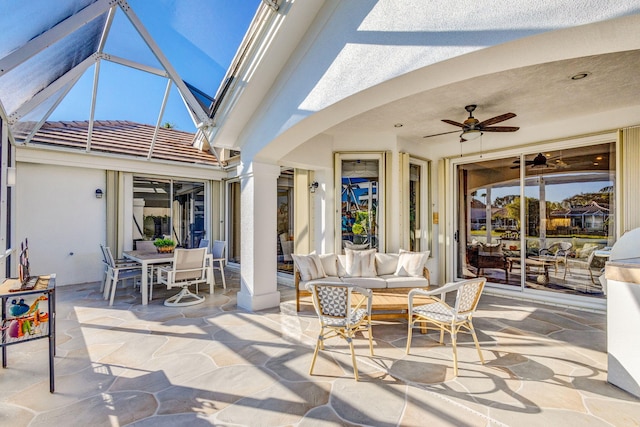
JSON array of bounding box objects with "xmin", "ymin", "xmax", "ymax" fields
[{"xmin": 1, "ymin": 269, "xmax": 639, "ymax": 426}]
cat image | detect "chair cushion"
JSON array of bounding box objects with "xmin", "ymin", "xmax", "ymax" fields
[
  {"xmin": 292, "ymin": 253, "xmax": 326, "ymax": 281},
  {"xmin": 340, "ymin": 276, "xmax": 387, "ymax": 289},
  {"xmin": 321, "ymin": 308, "xmax": 367, "ymax": 327},
  {"xmin": 375, "ymin": 253, "xmax": 399, "ymax": 276},
  {"xmin": 382, "ymin": 275, "xmax": 429, "ymax": 289},
  {"xmin": 413, "ymin": 301, "xmax": 468, "ymax": 322},
  {"xmin": 394, "ymin": 250, "xmax": 430, "ymax": 277},
  {"xmin": 344, "ymin": 248, "xmax": 377, "ymax": 277}
]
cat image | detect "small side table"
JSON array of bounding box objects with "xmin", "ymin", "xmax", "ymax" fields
[{"xmin": 0, "ymin": 274, "xmax": 56, "ymax": 392}]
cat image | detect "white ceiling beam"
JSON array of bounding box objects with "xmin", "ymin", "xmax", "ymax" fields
[
  {"xmin": 0, "ymin": 0, "xmax": 112, "ymax": 78},
  {"xmin": 148, "ymin": 79, "xmax": 173, "ymax": 159},
  {"xmin": 117, "ymin": 0, "xmax": 211, "ymax": 126},
  {"xmin": 100, "ymin": 53, "xmax": 168, "ymax": 77}
]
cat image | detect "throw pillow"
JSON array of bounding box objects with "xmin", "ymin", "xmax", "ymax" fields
[
  {"xmin": 291, "ymin": 253, "xmax": 326, "ymax": 281},
  {"xmin": 319, "ymin": 253, "xmax": 338, "ymax": 277},
  {"xmin": 375, "ymin": 253, "xmax": 399, "ymax": 276},
  {"xmin": 344, "ymin": 248, "xmax": 377, "ymax": 277},
  {"xmin": 394, "ymin": 249, "xmax": 429, "ymax": 277}
]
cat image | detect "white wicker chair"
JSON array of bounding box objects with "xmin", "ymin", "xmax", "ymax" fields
[
  {"xmin": 406, "ymin": 277, "xmax": 486, "ymax": 376},
  {"xmin": 306, "ymin": 282, "xmax": 374, "ymax": 381}
]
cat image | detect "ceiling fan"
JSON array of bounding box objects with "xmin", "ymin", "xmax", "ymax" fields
[
  {"xmin": 511, "ymin": 153, "xmax": 556, "ymax": 169},
  {"xmin": 424, "ymin": 105, "xmax": 519, "ymax": 141}
]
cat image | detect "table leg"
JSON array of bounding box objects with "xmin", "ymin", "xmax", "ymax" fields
[{"xmin": 141, "ymin": 261, "xmax": 148, "ymax": 305}]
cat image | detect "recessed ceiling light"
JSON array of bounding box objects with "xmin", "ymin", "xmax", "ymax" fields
[
  {"xmin": 596, "ymin": 156, "xmax": 603, "ymax": 160},
  {"xmin": 570, "ymin": 72, "xmax": 590, "ymax": 80},
  {"xmin": 394, "ymin": 123, "xmax": 403, "ymax": 128}
]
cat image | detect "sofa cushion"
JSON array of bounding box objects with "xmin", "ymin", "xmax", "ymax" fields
[
  {"xmin": 337, "ymin": 254, "xmax": 347, "ymax": 277},
  {"xmin": 299, "ymin": 276, "xmax": 342, "ymax": 291},
  {"xmin": 375, "ymin": 253, "xmax": 399, "ymax": 276},
  {"xmin": 344, "ymin": 248, "xmax": 377, "ymax": 277},
  {"xmin": 291, "ymin": 253, "xmax": 326, "ymax": 281},
  {"xmin": 382, "ymin": 275, "xmax": 429, "ymax": 289},
  {"xmin": 319, "ymin": 253, "xmax": 339, "ymax": 277},
  {"xmin": 394, "ymin": 250, "xmax": 430, "ymax": 277},
  {"xmin": 341, "ymin": 276, "xmax": 387, "ymax": 289}
]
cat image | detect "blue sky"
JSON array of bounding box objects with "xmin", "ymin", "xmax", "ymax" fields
[{"xmin": 49, "ymin": 1, "xmax": 260, "ymax": 132}]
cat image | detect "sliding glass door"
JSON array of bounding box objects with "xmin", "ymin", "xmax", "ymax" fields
[
  {"xmin": 133, "ymin": 177, "xmax": 207, "ymax": 249},
  {"xmin": 455, "ymin": 141, "xmax": 615, "ymax": 299}
]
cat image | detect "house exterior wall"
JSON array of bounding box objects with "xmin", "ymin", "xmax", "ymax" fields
[
  {"xmin": 15, "ymin": 146, "xmax": 226, "ymax": 287},
  {"xmin": 16, "ymin": 162, "xmax": 105, "ymax": 286}
]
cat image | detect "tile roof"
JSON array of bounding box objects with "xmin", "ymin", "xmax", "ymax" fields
[{"xmin": 12, "ymin": 120, "xmax": 219, "ymax": 166}]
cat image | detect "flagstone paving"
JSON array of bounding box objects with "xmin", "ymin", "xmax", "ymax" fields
[{"xmin": 1, "ymin": 269, "xmax": 638, "ymax": 426}]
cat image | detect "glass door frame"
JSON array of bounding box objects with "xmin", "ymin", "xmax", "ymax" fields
[
  {"xmin": 334, "ymin": 152, "xmax": 386, "ymax": 253},
  {"xmin": 447, "ymin": 132, "xmax": 619, "ymax": 302}
]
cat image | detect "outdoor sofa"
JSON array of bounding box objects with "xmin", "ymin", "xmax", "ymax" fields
[{"xmin": 292, "ymin": 248, "xmax": 430, "ymax": 312}]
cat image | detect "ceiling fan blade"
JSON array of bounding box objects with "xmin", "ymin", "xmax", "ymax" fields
[
  {"xmin": 441, "ymin": 119, "xmax": 465, "ymax": 128},
  {"xmin": 482, "ymin": 126, "xmax": 520, "ymax": 132},
  {"xmin": 423, "ymin": 130, "xmax": 461, "ymax": 138},
  {"xmin": 477, "ymin": 112, "xmax": 516, "ymax": 127}
]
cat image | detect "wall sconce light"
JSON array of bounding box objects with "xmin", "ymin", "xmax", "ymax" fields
[
  {"xmin": 309, "ymin": 181, "xmax": 319, "ymax": 193},
  {"xmin": 95, "ymin": 189, "xmax": 104, "ymax": 199}
]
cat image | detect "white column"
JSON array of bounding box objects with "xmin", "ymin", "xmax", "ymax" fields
[{"xmin": 237, "ymin": 160, "xmax": 281, "ymax": 311}]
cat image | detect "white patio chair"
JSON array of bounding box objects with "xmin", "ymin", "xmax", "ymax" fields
[
  {"xmin": 157, "ymin": 248, "xmax": 209, "ymax": 306},
  {"xmin": 102, "ymin": 245, "xmax": 143, "ymax": 306},
  {"xmin": 406, "ymin": 277, "xmax": 486, "ymax": 376},
  {"xmin": 306, "ymin": 282, "xmax": 374, "ymax": 381},
  {"xmin": 564, "ymin": 249, "xmax": 600, "ymax": 285},
  {"xmin": 211, "ymin": 240, "xmax": 227, "ymax": 290}
]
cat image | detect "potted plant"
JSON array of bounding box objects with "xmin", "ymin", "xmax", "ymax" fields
[{"xmin": 153, "ymin": 238, "xmax": 176, "ymax": 253}]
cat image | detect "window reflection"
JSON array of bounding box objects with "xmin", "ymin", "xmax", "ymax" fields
[
  {"xmin": 458, "ymin": 142, "xmax": 615, "ymax": 298},
  {"xmin": 341, "ymin": 160, "xmax": 379, "ymax": 251}
]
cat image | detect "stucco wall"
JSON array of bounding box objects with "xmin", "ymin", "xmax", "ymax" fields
[{"xmin": 16, "ymin": 162, "xmax": 105, "ymax": 286}]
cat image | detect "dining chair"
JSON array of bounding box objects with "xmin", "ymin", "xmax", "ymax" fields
[
  {"xmin": 306, "ymin": 281, "xmax": 373, "ymax": 381},
  {"xmin": 406, "ymin": 277, "xmax": 486, "ymax": 376},
  {"xmin": 211, "ymin": 240, "xmax": 227, "ymax": 290},
  {"xmin": 157, "ymin": 248, "xmax": 209, "ymax": 306},
  {"xmin": 102, "ymin": 246, "xmax": 143, "ymax": 306},
  {"xmin": 99, "ymin": 244, "xmax": 140, "ymax": 294},
  {"xmin": 198, "ymin": 239, "xmax": 210, "ymax": 250}
]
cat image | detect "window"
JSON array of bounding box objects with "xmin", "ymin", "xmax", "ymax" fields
[
  {"xmin": 133, "ymin": 177, "xmax": 206, "ymax": 248},
  {"xmin": 336, "ymin": 153, "xmax": 385, "ymax": 252},
  {"xmin": 455, "ymin": 141, "xmax": 615, "ymax": 299}
]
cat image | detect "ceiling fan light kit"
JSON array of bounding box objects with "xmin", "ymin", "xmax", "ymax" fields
[{"xmin": 423, "ymin": 104, "xmax": 520, "ymax": 141}]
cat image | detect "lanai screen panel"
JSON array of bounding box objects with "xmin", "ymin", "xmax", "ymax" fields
[{"xmin": 0, "ymin": 4, "xmax": 106, "ymax": 117}]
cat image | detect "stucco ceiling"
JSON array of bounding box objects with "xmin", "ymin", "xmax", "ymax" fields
[{"xmin": 324, "ymin": 49, "xmax": 640, "ymax": 146}]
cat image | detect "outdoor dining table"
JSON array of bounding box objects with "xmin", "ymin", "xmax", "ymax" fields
[
  {"xmin": 123, "ymin": 250, "xmax": 216, "ymax": 305},
  {"xmin": 123, "ymin": 250, "xmax": 174, "ymax": 306}
]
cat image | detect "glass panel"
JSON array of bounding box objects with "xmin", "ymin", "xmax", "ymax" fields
[
  {"xmin": 457, "ymin": 157, "xmax": 518, "ymax": 286},
  {"xmin": 0, "ymin": 13, "xmax": 106, "ymax": 115},
  {"xmin": 341, "ymin": 159, "xmax": 379, "ymax": 251},
  {"xmin": 277, "ymin": 169, "xmax": 294, "ymax": 274},
  {"xmin": 127, "ymin": 0, "xmax": 260, "ymax": 96},
  {"xmin": 457, "ymin": 142, "xmax": 615, "ymax": 299},
  {"xmin": 0, "ymin": 0, "xmax": 97, "ymax": 58},
  {"xmin": 409, "ymin": 163, "xmax": 421, "ymax": 251},
  {"xmin": 523, "ymin": 145, "xmax": 614, "ymax": 297},
  {"xmin": 133, "ymin": 177, "xmax": 171, "ymax": 243},
  {"xmin": 172, "ymin": 180, "xmax": 205, "ymax": 248}
]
